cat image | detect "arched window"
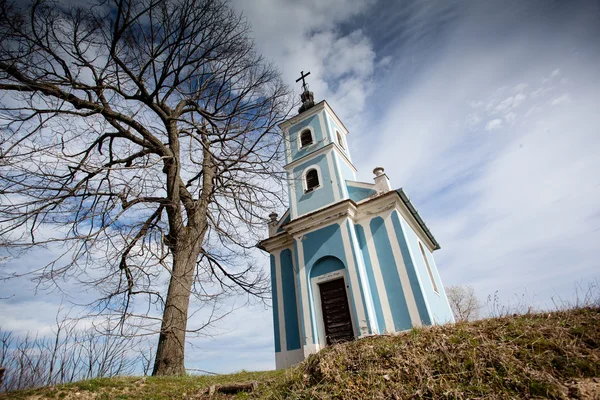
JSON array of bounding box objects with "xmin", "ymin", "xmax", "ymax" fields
[
  {"xmin": 300, "ymin": 129, "xmax": 313, "ymax": 148},
  {"xmin": 336, "ymin": 131, "xmax": 345, "ymax": 149},
  {"xmin": 305, "ymin": 168, "xmax": 320, "ymax": 192}
]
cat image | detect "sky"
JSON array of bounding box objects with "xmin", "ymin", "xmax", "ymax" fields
[{"xmin": 2, "ymin": 0, "xmax": 600, "ymax": 374}]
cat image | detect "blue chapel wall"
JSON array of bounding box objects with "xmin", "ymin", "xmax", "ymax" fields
[
  {"xmin": 353, "ymin": 224, "xmax": 385, "ymax": 334},
  {"xmin": 347, "ymin": 183, "xmax": 377, "ymax": 203},
  {"xmin": 389, "ymin": 212, "xmax": 431, "ymax": 325},
  {"xmin": 287, "ymin": 112, "xmax": 327, "ymax": 163},
  {"xmin": 293, "ymin": 154, "xmax": 337, "ymax": 217},
  {"xmin": 280, "ymin": 249, "xmax": 301, "ymax": 351},
  {"xmin": 310, "ymin": 255, "xmax": 345, "ymax": 278},
  {"xmin": 391, "ymin": 211, "xmax": 454, "ymax": 324},
  {"xmin": 301, "ymin": 223, "xmax": 361, "ymax": 342},
  {"xmin": 270, "ymin": 255, "xmax": 281, "ymax": 353},
  {"xmin": 369, "ymin": 217, "xmax": 413, "ymax": 331}
]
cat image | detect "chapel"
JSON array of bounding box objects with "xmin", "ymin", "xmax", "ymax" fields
[{"xmin": 258, "ymin": 73, "xmax": 454, "ymax": 369}]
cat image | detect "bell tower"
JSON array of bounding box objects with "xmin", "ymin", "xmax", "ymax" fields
[{"xmin": 281, "ymin": 71, "xmax": 357, "ymax": 220}]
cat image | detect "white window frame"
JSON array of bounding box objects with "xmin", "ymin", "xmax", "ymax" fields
[
  {"xmin": 336, "ymin": 130, "xmax": 346, "ymax": 150},
  {"xmin": 419, "ymin": 241, "xmax": 439, "ymax": 294},
  {"xmin": 297, "ymin": 126, "xmax": 316, "ymax": 150},
  {"xmin": 302, "ymin": 165, "xmax": 322, "ymax": 193}
]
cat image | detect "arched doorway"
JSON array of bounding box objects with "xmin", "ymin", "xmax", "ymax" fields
[{"xmin": 310, "ymin": 256, "xmax": 355, "ymax": 345}]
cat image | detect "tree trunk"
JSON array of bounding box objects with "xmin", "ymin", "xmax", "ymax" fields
[{"xmin": 152, "ymin": 231, "xmax": 203, "ymax": 376}]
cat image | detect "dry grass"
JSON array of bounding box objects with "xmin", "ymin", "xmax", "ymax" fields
[
  {"xmin": 257, "ymin": 307, "xmax": 600, "ymax": 399},
  {"xmin": 2, "ymin": 307, "xmax": 599, "ymax": 399}
]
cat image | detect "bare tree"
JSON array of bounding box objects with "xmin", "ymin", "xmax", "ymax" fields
[
  {"xmin": 0, "ymin": 0, "xmax": 292, "ymax": 376},
  {"xmin": 0, "ymin": 318, "xmax": 141, "ymax": 392},
  {"xmin": 446, "ymin": 285, "xmax": 481, "ymax": 322}
]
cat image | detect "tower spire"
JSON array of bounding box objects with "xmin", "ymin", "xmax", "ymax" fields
[{"xmin": 295, "ymin": 70, "xmax": 315, "ymax": 114}]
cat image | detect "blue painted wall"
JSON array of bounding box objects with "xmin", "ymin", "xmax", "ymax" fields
[
  {"xmin": 293, "ymin": 154, "xmax": 337, "ymax": 217},
  {"xmin": 347, "ymin": 184, "xmax": 377, "ymax": 203},
  {"xmin": 369, "ymin": 217, "xmax": 413, "ymax": 331},
  {"xmin": 389, "ymin": 212, "xmax": 431, "ymax": 325},
  {"xmin": 392, "ymin": 210, "xmax": 453, "ymax": 324},
  {"xmin": 354, "ymin": 223, "xmax": 385, "ymax": 334},
  {"xmin": 280, "ymin": 249, "xmax": 301, "ymax": 350},
  {"xmin": 302, "ymin": 223, "xmax": 361, "ymax": 341},
  {"xmin": 310, "ymin": 255, "xmax": 345, "ymax": 278},
  {"xmin": 270, "ymin": 255, "xmax": 281, "ymax": 353}
]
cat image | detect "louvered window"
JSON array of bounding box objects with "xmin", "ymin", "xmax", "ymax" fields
[
  {"xmin": 305, "ymin": 169, "xmax": 319, "ymax": 192},
  {"xmin": 300, "ymin": 129, "xmax": 313, "ymax": 147}
]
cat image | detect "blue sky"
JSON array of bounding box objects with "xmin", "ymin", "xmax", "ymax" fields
[{"xmin": 2, "ymin": 0, "xmax": 600, "ymax": 374}]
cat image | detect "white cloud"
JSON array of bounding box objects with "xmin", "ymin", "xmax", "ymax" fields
[
  {"xmin": 485, "ymin": 118, "xmax": 504, "ymax": 131},
  {"xmin": 364, "ymin": 1, "xmax": 600, "ymax": 310},
  {"xmin": 551, "ymin": 93, "xmax": 572, "ymax": 106}
]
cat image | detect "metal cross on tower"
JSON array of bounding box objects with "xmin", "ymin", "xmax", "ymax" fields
[{"xmin": 295, "ymin": 70, "xmax": 311, "ymax": 92}]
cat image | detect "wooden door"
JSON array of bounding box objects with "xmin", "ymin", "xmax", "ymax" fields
[{"xmin": 319, "ymin": 278, "xmax": 354, "ymax": 345}]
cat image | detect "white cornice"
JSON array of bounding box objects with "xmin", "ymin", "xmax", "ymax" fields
[
  {"xmin": 279, "ymin": 101, "xmax": 326, "ymax": 132},
  {"xmin": 278, "ymin": 100, "xmax": 349, "ymax": 135},
  {"xmin": 284, "ymin": 142, "xmax": 357, "ymax": 172},
  {"xmin": 258, "ymin": 231, "xmax": 294, "ymax": 253},
  {"xmin": 285, "ymin": 200, "xmax": 357, "ymax": 237},
  {"xmin": 258, "ymin": 190, "xmax": 439, "ymax": 254}
]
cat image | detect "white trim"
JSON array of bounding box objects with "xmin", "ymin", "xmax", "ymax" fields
[
  {"xmin": 393, "ymin": 213, "xmax": 434, "ymax": 324},
  {"xmin": 297, "ymin": 126, "xmax": 316, "ymax": 150},
  {"xmin": 345, "ymin": 219, "xmax": 379, "ymax": 335},
  {"xmin": 294, "ymin": 237, "xmax": 315, "ymax": 357},
  {"xmin": 289, "ymin": 246, "xmax": 304, "ymax": 353},
  {"xmin": 275, "ymin": 209, "xmax": 290, "ymax": 230},
  {"xmin": 273, "ymin": 249, "xmax": 287, "ymax": 352},
  {"xmin": 288, "ymin": 171, "xmax": 297, "ymax": 219},
  {"xmin": 283, "ymin": 127, "xmax": 292, "ymax": 164},
  {"xmin": 326, "ymin": 152, "xmax": 341, "ymax": 202},
  {"xmin": 284, "ymin": 143, "xmax": 357, "ymax": 172},
  {"xmin": 301, "ymin": 165, "xmax": 323, "ymax": 193},
  {"xmin": 279, "ymin": 100, "xmax": 349, "ymax": 135},
  {"xmin": 383, "ymin": 212, "xmax": 422, "ymax": 327},
  {"xmin": 418, "ymin": 240, "xmax": 439, "ymax": 295},
  {"xmin": 333, "ymin": 152, "xmax": 353, "ymax": 197},
  {"xmin": 362, "ymin": 221, "xmax": 395, "ymax": 333},
  {"xmin": 339, "ymin": 224, "xmax": 368, "ymax": 337},
  {"xmin": 346, "ymin": 180, "xmax": 376, "ymax": 190},
  {"xmin": 318, "ymin": 112, "xmax": 329, "ymax": 146}
]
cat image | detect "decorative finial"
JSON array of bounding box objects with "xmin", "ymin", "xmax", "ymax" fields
[
  {"xmin": 295, "ymin": 70, "xmax": 315, "ymax": 113},
  {"xmin": 373, "ymin": 167, "xmax": 385, "ymax": 177},
  {"xmin": 269, "ymin": 212, "xmax": 278, "ymax": 222}
]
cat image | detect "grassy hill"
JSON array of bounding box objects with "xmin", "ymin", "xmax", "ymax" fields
[{"xmin": 2, "ymin": 307, "xmax": 599, "ymax": 399}]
